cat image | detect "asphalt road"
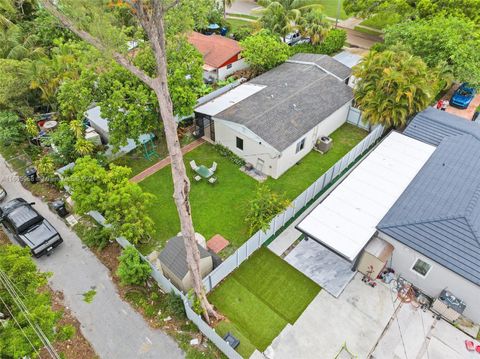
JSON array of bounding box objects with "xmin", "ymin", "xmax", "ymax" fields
[{"xmin": 0, "ymin": 156, "xmax": 183, "ymax": 359}]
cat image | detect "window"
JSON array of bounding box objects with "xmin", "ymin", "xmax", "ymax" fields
[
  {"xmin": 296, "ymin": 138, "xmax": 306, "ymax": 153},
  {"xmin": 226, "ymin": 63, "xmax": 233, "ymax": 69},
  {"xmin": 236, "ymin": 137, "xmax": 244, "ymax": 151},
  {"xmin": 411, "ymin": 258, "xmax": 432, "ymax": 277}
]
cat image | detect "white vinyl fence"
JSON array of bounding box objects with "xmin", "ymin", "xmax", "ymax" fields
[
  {"xmin": 346, "ymin": 106, "xmax": 370, "ymax": 131},
  {"xmin": 202, "ymin": 125, "xmax": 384, "ymax": 293},
  {"xmin": 89, "ymin": 124, "xmax": 384, "ymax": 359}
]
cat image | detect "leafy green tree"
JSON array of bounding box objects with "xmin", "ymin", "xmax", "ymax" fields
[
  {"xmin": 49, "ymin": 121, "xmax": 77, "ymax": 163},
  {"xmin": 344, "ymin": 0, "xmax": 480, "ymax": 23},
  {"xmin": 64, "ymin": 156, "xmax": 155, "ymax": 244},
  {"xmin": 353, "ymin": 50, "xmax": 436, "ymax": 128},
  {"xmin": 116, "ymin": 245, "xmax": 152, "ymax": 286},
  {"xmin": 57, "ymin": 70, "xmax": 96, "ymax": 121},
  {"xmin": 0, "ymin": 25, "xmax": 44, "ymax": 60},
  {"xmin": 25, "ymin": 117, "xmax": 39, "ymax": 137},
  {"xmin": 0, "ymin": 111, "xmax": 25, "ymax": 145},
  {"xmin": 240, "ymin": 30, "xmax": 290, "ymax": 72},
  {"xmin": 246, "ymin": 185, "xmax": 290, "ymax": 235},
  {"xmin": 383, "ymin": 16, "xmax": 480, "ymax": 86},
  {"xmin": 0, "ymin": 59, "xmax": 33, "ymax": 115},
  {"xmin": 0, "ymin": 245, "xmax": 61, "ymax": 359}
]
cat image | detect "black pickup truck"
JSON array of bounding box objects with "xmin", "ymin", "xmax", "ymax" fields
[{"xmin": 0, "ymin": 198, "xmax": 63, "ymax": 257}]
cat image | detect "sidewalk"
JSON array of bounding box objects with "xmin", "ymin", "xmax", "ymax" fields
[{"xmin": 130, "ymin": 138, "xmax": 205, "ymax": 183}]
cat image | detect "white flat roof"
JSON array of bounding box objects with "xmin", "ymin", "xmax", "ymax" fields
[
  {"xmin": 194, "ymin": 83, "xmax": 265, "ymax": 116},
  {"xmin": 296, "ymin": 131, "xmax": 435, "ymax": 261}
]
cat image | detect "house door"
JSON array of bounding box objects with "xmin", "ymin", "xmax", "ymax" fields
[{"xmin": 256, "ymin": 158, "xmax": 265, "ymax": 173}]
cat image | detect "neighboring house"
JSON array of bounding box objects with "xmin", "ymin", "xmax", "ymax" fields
[
  {"xmin": 297, "ymin": 108, "xmax": 480, "ymax": 322},
  {"xmin": 188, "ymin": 32, "xmax": 249, "ymax": 82},
  {"xmin": 377, "ymin": 108, "xmax": 480, "ymax": 323},
  {"xmin": 85, "ymin": 106, "xmax": 153, "ymax": 159},
  {"xmin": 194, "ymin": 54, "xmax": 354, "ymax": 179},
  {"xmin": 158, "ymin": 236, "xmax": 213, "ymax": 292}
]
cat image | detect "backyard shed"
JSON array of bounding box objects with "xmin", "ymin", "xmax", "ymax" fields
[
  {"xmin": 296, "ymin": 131, "xmax": 435, "ymax": 261},
  {"xmin": 159, "ymin": 236, "xmax": 213, "ymax": 292}
]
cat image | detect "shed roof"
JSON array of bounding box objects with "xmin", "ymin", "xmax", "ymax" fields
[
  {"xmin": 296, "ymin": 132, "xmax": 435, "ymax": 261},
  {"xmin": 212, "ymin": 56, "xmax": 353, "ymax": 151},
  {"xmin": 159, "ymin": 236, "xmax": 211, "ymax": 279},
  {"xmin": 379, "ymin": 110, "xmax": 480, "ymax": 286},
  {"xmin": 333, "ymin": 51, "xmax": 363, "ymax": 69},
  {"xmin": 187, "ymin": 32, "xmax": 242, "ymax": 69}
]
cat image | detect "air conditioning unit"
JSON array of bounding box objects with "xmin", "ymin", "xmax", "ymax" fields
[{"xmin": 315, "ymin": 136, "xmax": 333, "ymax": 154}]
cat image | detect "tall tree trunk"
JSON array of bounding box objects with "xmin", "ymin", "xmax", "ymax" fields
[{"xmin": 41, "ymin": 0, "xmax": 219, "ymax": 323}]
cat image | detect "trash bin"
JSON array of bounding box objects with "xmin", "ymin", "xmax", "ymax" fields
[
  {"xmin": 25, "ymin": 167, "xmax": 38, "ymax": 184},
  {"xmin": 50, "ymin": 199, "xmax": 68, "ymax": 218},
  {"xmin": 220, "ymin": 27, "xmax": 228, "ymax": 36}
]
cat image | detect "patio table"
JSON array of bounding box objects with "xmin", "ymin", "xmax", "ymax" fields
[{"xmin": 195, "ymin": 165, "xmax": 213, "ymax": 179}]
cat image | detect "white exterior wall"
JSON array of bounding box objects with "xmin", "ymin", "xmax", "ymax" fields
[
  {"xmin": 274, "ymin": 101, "xmax": 351, "ymax": 178},
  {"xmin": 378, "ymin": 231, "xmax": 480, "ymax": 323},
  {"xmin": 213, "ymin": 118, "xmax": 280, "ymax": 177},
  {"xmin": 217, "ymin": 59, "xmax": 249, "ymax": 80}
]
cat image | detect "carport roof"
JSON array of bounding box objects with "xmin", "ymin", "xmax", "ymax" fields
[{"xmin": 296, "ymin": 132, "xmax": 435, "ymax": 261}]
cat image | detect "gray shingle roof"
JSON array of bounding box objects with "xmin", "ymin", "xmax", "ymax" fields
[
  {"xmin": 289, "ymin": 53, "xmax": 352, "ymax": 80},
  {"xmin": 378, "ymin": 109, "xmax": 480, "ymax": 286},
  {"xmin": 215, "ymin": 56, "xmax": 353, "ymax": 151},
  {"xmin": 159, "ymin": 236, "xmax": 211, "ymax": 279}
]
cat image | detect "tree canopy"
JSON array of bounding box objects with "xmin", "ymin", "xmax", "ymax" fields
[
  {"xmin": 64, "ymin": 156, "xmax": 155, "ymax": 244},
  {"xmin": 383, "ymin": 16, "xmax": 480, "ymax": 86},
  {"xmin": 240, "ymin": 30, "xmax": 290, "ymax": 72},
  {"xmin": 352, "ymin": 50, "xmax": 437, "ymax": 128},
  {"xmin": 0, "ymin": 245, "xmax": 60, "ymax": 358}
]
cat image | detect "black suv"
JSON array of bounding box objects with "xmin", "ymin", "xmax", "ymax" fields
[{"xmin": 0, "ymin": 198, "xmax": 63, "ymax": 257}]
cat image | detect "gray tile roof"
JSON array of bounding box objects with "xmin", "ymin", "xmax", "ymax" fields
[
  {"xmin": 159, "ymin": 236, "xmax": 211, "ymax": 279},
  {"xmin": 403, "ymin": 107, "xmax": 480, "ymax": 146},
  {"xmin": 215, "ymin": 56, "xmax": 353, "ymax": 151},
  {"xmin": 378, "ymin": 109, "xmax": 480, "ymax": 286}
]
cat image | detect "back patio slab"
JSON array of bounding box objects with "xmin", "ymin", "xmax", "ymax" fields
[{"xmin": 267, "ymin": 273, "xmax": 399, "ymax": 359}]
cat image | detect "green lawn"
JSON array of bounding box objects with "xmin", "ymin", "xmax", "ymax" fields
[
  {"xmin": 318, "ymin": 0, "xmax": 348, "ymax": 20},
  {"xmin": 138, "ymin": 124, "xmax": 367, "ymax": 254},
  {"xmin": 354, "ymin": 26, "xmax": 383, "ymax": 36},
  {"xmin": 226, "ymin": 18, "xmax": 256, "ymax": 34},
  {"xmin": 209, "ymin": 248, "xmax": 321, "ymax": 357}
]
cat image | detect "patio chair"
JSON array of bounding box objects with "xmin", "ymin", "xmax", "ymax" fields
[
  {"xmin": 208, "ymin": 176, "xmax": 217, "ymax": 185},
  {"xmin": 209, "ymin": 161, "xmax": 218, "ymax": 173},
  {"xmin": 194, "ymin": 175, "xmax": 202, "ymax": 182},
  {"xmin": 189, "ymin": 160, "xmax": 198, "ymax": 170}
]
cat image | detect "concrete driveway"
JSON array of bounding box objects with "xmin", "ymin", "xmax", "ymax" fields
[
  {"xmin": 372, "ymin": 303, "xmax": 480, "ymax": 359},
  {"xmin": 268, "ymin": 273, "xmax": 399, "ymax": 359},
  {"xmin": 0, "ymin": 156, "xmax": 183, "ymax": 359},
  {"xmin": 227, "ymin": 0, "xmax": 262, "ymax": 15}
]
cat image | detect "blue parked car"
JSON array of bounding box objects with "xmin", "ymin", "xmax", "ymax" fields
[{"xmin": 450, "ymin": 83, "xmax": 476, "ymax": 109}]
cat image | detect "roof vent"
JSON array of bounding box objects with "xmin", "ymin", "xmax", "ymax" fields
[
  {"xmin": 293, "ymin": 104, "xmax": 297, "ymax": 110},
  {"xmin": 285, "ymin": 82, "xmax": 288, "ymax": 87},
  {"xmin": 270, "ymin": 94, "xmax": 274, "ymax": 99}
]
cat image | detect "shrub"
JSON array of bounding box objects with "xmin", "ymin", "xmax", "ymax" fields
[
  {"xmin": 240, "ymin": 30, "xmax": 290, "ymax": 72},
  {"xmin": 57, "ymin": 325, "xmax": 76, "ymax": 341},
  {"xmin": 245, "ymin": 185, "xmax": 290, "ymax": 235},
  {"xmin": 35, "ymin": 155, "xmax": 57, "ymax": 182},
  {"xmin": 165, "ymin": 291, "xmax": 186, "ymax": 318},
  {"xmin": 232, "ymin": 26, "xmax": 253, "ymax": 41},
  {"xmin": 213, "ymin": 143, "xmax": 246, "ymax": 166},
  {"xmin": 117, "ymin": 246, "xmax": 152, "ymax": 286},
  {"xmin": 0, "ymin": 111, "xmax": 25, "ymax": 146},
  {"xmin": 290, "ymin": 29, "xmax": 347, "ymax": 56},
  {"xmin": 82, "ymin": 226, "xmax": 111, "ymax": 250}
]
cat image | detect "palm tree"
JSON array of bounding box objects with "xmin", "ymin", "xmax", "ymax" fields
[
  {"xmin": 258, "ymin": 0, "xmax": 324, "ymax": 40},
  {"xmin": 352, "ymin": 50, "xmax": 436, "ymax": 128},
  {"xmin": 0, "ymin": 26, "xmax": 44, "ymax": 60},
  {"xmin": 298, "ymin": 9, "xmax": 330, "ymax": 44}
]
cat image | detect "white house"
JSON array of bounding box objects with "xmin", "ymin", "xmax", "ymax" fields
[
  {"xmin": 194, "ymin": 54, "xmax": 354, "ymax": 179},
  {"xmin": 187, "ymin": 32, "xmax": 249, "ymax": 82},
  {"xmin": 297, "ymin": 108, "xmax": 480, "ymax": 323}
]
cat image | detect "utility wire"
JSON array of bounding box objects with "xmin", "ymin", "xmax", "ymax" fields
[
  {"xmin": 0, "ymin": 294, "xmax": 40, "ymax": 357},
  {"xmin": 0, "ymin": 269, "xmax": 60, "ymax": 359}
]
